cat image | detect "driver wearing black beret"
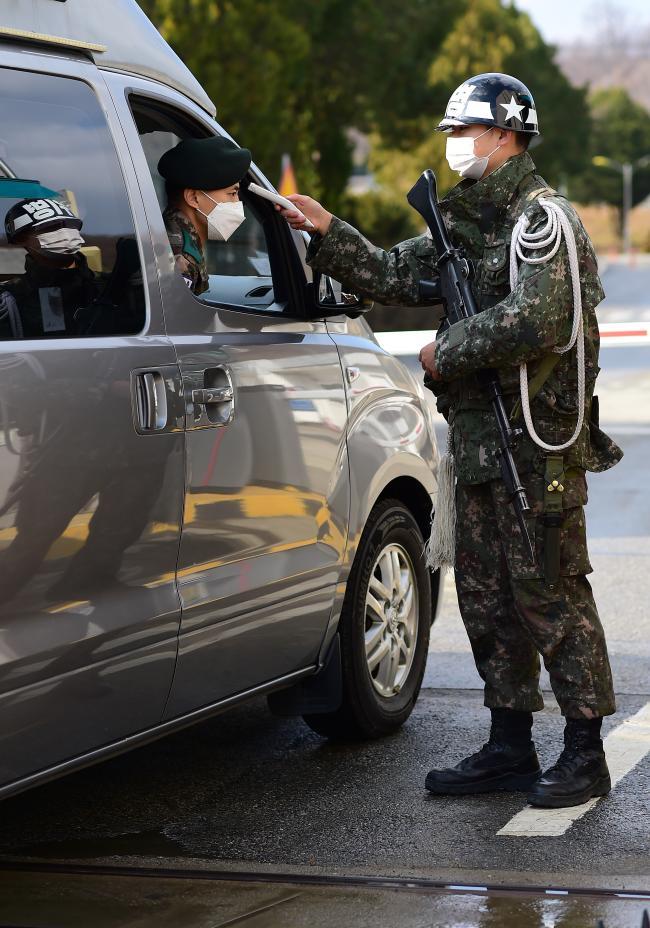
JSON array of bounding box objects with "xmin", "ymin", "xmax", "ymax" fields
[{"xmin": 158, "ymin": 136, "xmax": 252, "ymax": 295}]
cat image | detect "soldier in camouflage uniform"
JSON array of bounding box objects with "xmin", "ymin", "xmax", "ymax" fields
[
  {"xmin": 158, "ymin": 136, "xmax": 252, "ymax": 295},
  {"xmin": 279, "ymin": 73, "xmax": 623, "ymax": 809}
]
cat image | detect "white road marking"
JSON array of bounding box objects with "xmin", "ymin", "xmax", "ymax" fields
[
  {"xmin": 497, "ymin": 702, "xmax": 650, "ymax": 838},
  {"xmin": 446, "ymin": 885, "xmax": 488, "ymax": 892}
]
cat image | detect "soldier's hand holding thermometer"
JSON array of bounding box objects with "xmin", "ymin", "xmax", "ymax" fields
[{"xmin": 248, "ymin": 183, "xmax": 332, "ymax": 235}]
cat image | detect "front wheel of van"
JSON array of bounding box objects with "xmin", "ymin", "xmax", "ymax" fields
[{"xmin": 304, "ymin": 499, "xmax": 431, "ymax": 741}]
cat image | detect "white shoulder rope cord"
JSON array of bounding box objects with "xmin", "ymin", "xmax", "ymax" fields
[
  {"xmin": 509, "ymin": 197, "xmax": 585, "ymax": 452},
  {"xmin": 426, "ymin": 197, "xmax": 585, "ymax": 573}
]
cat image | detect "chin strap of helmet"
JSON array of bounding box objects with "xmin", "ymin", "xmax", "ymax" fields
[{"xmin": 509, "ymin": 198, "xmax": 585, "ymax": 452}]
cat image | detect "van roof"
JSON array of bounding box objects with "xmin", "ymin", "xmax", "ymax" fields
[{"xmin": 1, "ymin": 0, "xmax": 216, "ymax": 117}]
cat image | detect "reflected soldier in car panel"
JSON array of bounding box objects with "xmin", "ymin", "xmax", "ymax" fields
[
  {"xmin": 0, "ymin": 197, "xmax": 95, "ymax": 339},
  {"xmin": 0, "ymin": 196, "xmax": 164, "ymax": 608}
]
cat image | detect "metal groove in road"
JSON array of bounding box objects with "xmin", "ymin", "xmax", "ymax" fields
[
  {"xmin": 1, "ymin": 861, "xmax": 649, "ymax": 903},
  {"xmin": 207, "ymin": 892, "xmax": 302, "ymax": 927}
]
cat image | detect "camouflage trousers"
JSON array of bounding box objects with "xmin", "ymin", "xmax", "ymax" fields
[{"xmin": 453, "ymin": 472, "xmax": 615, "ymax": 719}]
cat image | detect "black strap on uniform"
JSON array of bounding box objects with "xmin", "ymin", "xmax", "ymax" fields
[{"xmin": 542, "ymin": 455, "xmax": 565, "ymax": 588}]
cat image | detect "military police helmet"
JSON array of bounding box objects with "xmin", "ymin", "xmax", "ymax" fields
[
  {"xmin": 436, "ymin": 72, "xmax": 539, "ymax": 135},
  {"xmin": 5, "ymin": 196, "xmax": 82, "ymax": 244}
]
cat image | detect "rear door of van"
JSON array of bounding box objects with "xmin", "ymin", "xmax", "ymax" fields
[
  {"xmin": 105, "ymin": 74, "xmax": 350, "ymax": 714},
  {"xmin": 0, "ymin": 51, "xmax": 184, "ymax": 789}
]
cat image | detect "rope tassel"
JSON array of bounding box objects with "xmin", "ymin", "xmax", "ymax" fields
[{"xmin": 426, "ymin": 440, "xmax": 456, "ymax": 572}]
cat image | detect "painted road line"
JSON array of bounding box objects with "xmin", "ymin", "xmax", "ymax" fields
[
  {"xmin": 497, "ymin": 702, "xmax": 650, "ymax": 838},
  {"xmin": 375, "ymin": 323, "xmax": 650, "ymax": 355}
]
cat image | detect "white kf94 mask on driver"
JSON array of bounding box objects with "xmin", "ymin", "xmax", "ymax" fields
[
  {"xmin": 445, "ymin": 127, "xmax": 499, "ymax": 180},
  {"xmin": 198, "ymin": 195, "xmax": 246, "ymax": 241}
]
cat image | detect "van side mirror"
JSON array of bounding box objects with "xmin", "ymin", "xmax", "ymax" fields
[{"xmin": 310, "ymin": 272, "xmax": 373, "ymax": 319}]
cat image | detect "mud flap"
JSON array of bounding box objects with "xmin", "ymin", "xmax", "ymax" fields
[{"xmin": 267, "ymin": 634, "xmax": 342, "ymax": 717}]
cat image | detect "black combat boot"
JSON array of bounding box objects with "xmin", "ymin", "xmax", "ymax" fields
[
  {"xmin": 425, "ymin": 709, "xmax": 541, "ymax": 795},
  {"xmin": 527, "ymin": 718, "xmax": 610, "ymax": 808}
]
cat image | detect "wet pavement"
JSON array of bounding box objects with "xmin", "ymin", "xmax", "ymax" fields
[
  {"xmin": 1, "ymin": 262, "xmax": 649, "ymax": 925},
  {"xmin": 0, "ymin": 689, "xmax": 647, "ymax": 888},
  {"xmin": 1, "ymin": 868, "xmax": 649, "ymax": 928}
]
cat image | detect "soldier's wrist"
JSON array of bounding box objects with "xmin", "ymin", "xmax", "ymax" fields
[{"xmin": 315, "ymin": 212, "xmax": 333, "ymax": 236}]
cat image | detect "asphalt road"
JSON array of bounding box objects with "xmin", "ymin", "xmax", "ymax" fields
[{"xmin": 1, "ymin": 260, "xmax": 649, "ymax": 926}]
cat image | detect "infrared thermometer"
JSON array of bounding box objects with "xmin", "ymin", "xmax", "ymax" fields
[{"xmin": 248, "ymin": 182, "xmax": 315, "ymax": 230}]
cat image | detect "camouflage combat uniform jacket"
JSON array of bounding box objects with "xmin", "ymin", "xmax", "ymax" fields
[
  {"xmin": 308, "ymin": 152, "xmax": 620, "ymax": 718},
  {"xmin": 307, "ymin": 152, "xmax": 622, "ymax": 487},
  {"xmin": 163, "ymin": 207, "xmax": 209, "ymax": 296}
]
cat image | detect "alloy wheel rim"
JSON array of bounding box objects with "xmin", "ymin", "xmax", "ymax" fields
[{"xmin": 364, "ymin": 542, "xmax": 419, "ymax": 698}]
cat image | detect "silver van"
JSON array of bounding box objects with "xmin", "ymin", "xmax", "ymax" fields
[{"xmin": 0, "ymin": 0, "xmax": 439, "ymax": 799}]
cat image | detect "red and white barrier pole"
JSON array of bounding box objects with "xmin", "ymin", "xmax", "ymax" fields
[{"xmin": 376, "ymin": 322, "xmax": 650, "ymax": 355}]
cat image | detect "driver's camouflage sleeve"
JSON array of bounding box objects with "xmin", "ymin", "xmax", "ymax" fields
[{"xmin": 163, "ymin": 207, "xmax": 209, "ymax": 296}]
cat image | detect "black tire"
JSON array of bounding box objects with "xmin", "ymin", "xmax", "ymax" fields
[{"xmin": 304, "ymin": 499, "xmax": 431, "ymax": 740}]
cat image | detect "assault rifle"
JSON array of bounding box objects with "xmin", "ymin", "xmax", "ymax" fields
[{"xmin": 407, "ymin": 169, "xmax": 535, "ymax": 563}]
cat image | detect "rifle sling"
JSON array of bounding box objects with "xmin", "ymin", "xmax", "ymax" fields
[{"xmin": 510, "ymin": 352, "xmax": 562, "ymax": 423}]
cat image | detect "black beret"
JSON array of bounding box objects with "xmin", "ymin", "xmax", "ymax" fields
[{"xmin": 158, "ymin": 136, "xmax": 252, "ymax": 190}]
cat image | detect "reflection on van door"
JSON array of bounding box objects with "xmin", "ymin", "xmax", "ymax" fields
[
  {"xmin": 0, "ymin": 66, "xmax": 184, "ymax": 785},
  {"xmin": 118, "ymin": 89, "xmax": 350, "ymax": 714},
  {"xmin": 165, "ymin": 307, "xmax": 349, "ymax": 714}
]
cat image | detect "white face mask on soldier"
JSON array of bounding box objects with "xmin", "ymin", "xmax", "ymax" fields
[
  {"xmin": 197, "ymin": 194, "xmax": 245, "ymax": 241},
  {"xmin": 35, "ymin": 228, "xmax": 85, "ymax": 255},
  {"xmin": 445, "ymin": 127, "xmax": 500, "ymax": 180}
]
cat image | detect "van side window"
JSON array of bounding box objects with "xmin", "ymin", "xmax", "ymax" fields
[
  {"xmin": 129, "ymin": 97, "xmax": 286, "ymax": 314},
  {"xmin": 0, "ymin": 69, "xmax": 145, "ymax": 340}
]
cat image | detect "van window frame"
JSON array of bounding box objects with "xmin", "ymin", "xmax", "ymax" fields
[
  {"xmin": 0, "ymin": 63, "xmax": 151, "ymax": 342},
  {"xmin": 124, "ymin": 90, "xmax": 309, "ymax": 321}
]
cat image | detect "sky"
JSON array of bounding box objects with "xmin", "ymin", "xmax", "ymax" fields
[{"xmin": 513, "ymin": 0, "xmax": 650, "ymax": 44}]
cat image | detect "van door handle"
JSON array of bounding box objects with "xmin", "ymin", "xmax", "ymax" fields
[
  {"xmin": 192, "ymin": 386, "xmax": 233, "ymax": 405},
  {"xmin": 134, "ymin": 370, "xmax": 167, "ymax": 431},
  {"xmin": 185, "ymin": 366, "xmax": 235, "ymax": 429}
]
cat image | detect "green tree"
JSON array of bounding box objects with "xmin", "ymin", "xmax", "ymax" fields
[
  {"xmin": 426, "ymin": 0, "xmax": 591, "ymax": 185},
  {"xmin": 342, "ymin": 0, "xmax": 593, "ymax": 247},
  {"xmin": 570, "ymin": 87, "xmax": 650, "ymax": 212},
  {"xmin": 137, "ymin": 0, "xmax": 317, "ymax": 189},
  {"xmin": 137, "ymin": 0, "xmax": 459, "ymax": 209},
  {"xmin": 136, "ymin": 0, "xmax": 592, "ymax": 232}
]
